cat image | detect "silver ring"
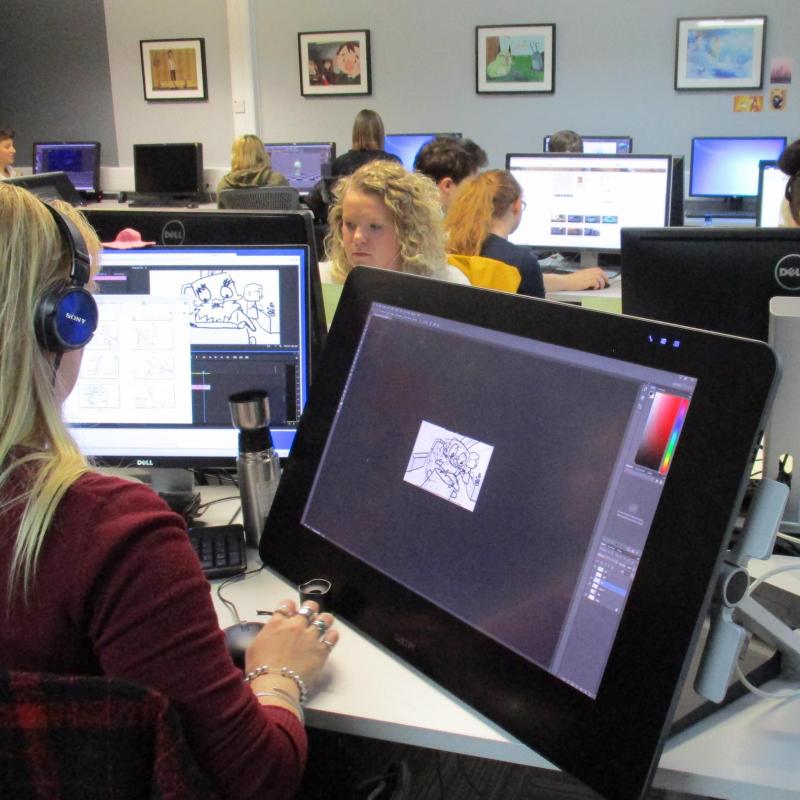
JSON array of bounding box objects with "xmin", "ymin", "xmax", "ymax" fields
[
  {"xmin": 297, "ymin": 606, "xmax": 316, "ymax": 624},
  {"xmin": 311, "ymin": 618, "xmax": 329, "ymax": 637},
  {"xmin": 275, "ymin": 604, "xmax": 292, "ymax": 617},
  {"xmin": 321, "ymin": 638, "xmax": 334, "ymax": 651}
]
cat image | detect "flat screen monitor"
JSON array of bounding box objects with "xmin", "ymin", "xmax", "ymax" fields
[
  {"xmin": 621, "ymin": 227, "xmax": 800, "ymax": 341},
  {"xmin": 543, "ymin": 135, "xmax": 633, "ymax": 154},
  {"xmin": 64, "ymin": 245, "xmax": 310, "ymax": 465},
  {"xmin": 264, "ymin": 142, "xmax": 336, "ymax": 193},
  {"xmin": 689, "ymin": 136, "xmax": 787, "ymax": 199},
  {"xmin": 506, "ymin": 153, "xmax": 672, "ymax": 254},
  {"xmin": 384, "ymin": 132, "xmax": 462, "ymax": 171},
  {"xmin": 32, "ymin": 141, "xmax": 101, "ymax": 193},
  {"xmin": 5, "ymin": 171, "xmax": 82, "ymax": 206},
  {"xmin": 260, "ymin": 266, "xmax": 775, "ymax": 800},
  {"xmin": 133, "ymin": 142, "xmax": 204, "ymax": 199},
  {"xmin": 757, "ymin": 160, "xmax": 787, "ymax": 227},
  {"xmin": 83, "ymin": 208, "xmax": 327, "ymax": 370}
]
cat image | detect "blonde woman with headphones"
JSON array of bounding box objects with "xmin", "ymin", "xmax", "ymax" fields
[{"xmin": 0, "ymin": 183, "xmax": 338, "ymax": 800}]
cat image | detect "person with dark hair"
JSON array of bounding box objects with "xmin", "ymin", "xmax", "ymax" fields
[
  {"xmin": 548, "ymin": 129, "xmax": 583, "ymax": 153},
  {"xmin": 778, "ymin": 138, "xmax": 800, "ymax": 227},
  {"xmin": 329, "ymin": 109, "xmax": 400, "ymax": 178},
  {"xmin": 0, "ymin": 129, "xmax": 17, "ymax": 179},
  {"xmin": 461, "ymin": 138, "xmax": 488, "ymax": 172},
  {"xmin": 332, "ymin": 42, "xmax": 361, "ymax": 85},
  {"xmin": 305, "ymin": 110, "xmax": 400, "ymax": 225},
  {"xmin": 445, "ymin": 170, "xmax": 608, "ymax": 295},
  {"xmin": 414, "ymin": 136, "xmax": 481, "ymax": 211}
]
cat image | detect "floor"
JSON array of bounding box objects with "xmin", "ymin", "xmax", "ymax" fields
[{"xmin": 296, "ymin": 729, "xmax": 715, "ymax": 800}]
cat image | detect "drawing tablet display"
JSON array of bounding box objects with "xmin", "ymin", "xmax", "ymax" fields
[{"xmin": 261, "ymin": 267, "xmax": 777, "ymax": 800}]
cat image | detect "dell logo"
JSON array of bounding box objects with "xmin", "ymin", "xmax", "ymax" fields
[
  {"xmin": 774, "ymin": 254, "xmax": 800, "ymax": 291},
  {"xmin": 65, "ymin": 312, "xmax": 86, "ymax": 324},
  {"xmin": 136, "ymin": 459, "xmax": 155, "ymax": 466},
  {"xmin": 161, "ymin": 220, "xmax": 186, "ymax": 245}
]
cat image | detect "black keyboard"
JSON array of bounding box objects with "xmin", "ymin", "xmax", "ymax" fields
[{"xmin": 187, "ymin": 524, "xmax": 247, "ymax": 579}]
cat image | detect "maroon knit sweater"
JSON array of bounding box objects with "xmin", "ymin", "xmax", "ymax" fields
[{"xmin": 0, "ymin": 471, "xmax": 306, "ymax": 800}]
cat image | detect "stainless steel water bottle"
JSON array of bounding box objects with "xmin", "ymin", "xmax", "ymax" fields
[{"xmin": 228, "ymin": 390, "xmax": 281, "ymax": 547}]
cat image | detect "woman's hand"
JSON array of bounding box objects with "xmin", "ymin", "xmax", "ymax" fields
[{"xmin": 245, "ymin": 598, "xmax": 338, "ymax": 690}]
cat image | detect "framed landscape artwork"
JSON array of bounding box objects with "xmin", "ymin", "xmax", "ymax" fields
[
  {"xmin": 675, "ymin": 17, "xmax": 766, "ymax": 90},
  {"xmin": 476, "ymin": 24, "xmax": 555, "ymax": 94}
]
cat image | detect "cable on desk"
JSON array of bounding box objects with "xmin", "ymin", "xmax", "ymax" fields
[
  {"xmin": 194, "ymin": 495, "xmax": 241, "ymax": 517},
  {"xmin": 227, "ymin": 504, "xmax": 243, "ymax": 525},
  {"xmin": 735, "ymin": 561, "xmax": 800, "ymax": 700},
  {"xmin": 216, "ymin": 565, "xmax": 264, "ymax": 624}
]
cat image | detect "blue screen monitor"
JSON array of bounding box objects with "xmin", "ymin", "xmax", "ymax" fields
[
  {"xmin": 543, "ymin": 135, "xmax": 633, "ymax": 154},
  {"xmin": 757, "ymin": 161, "xmax": 788, "ymax": 227},
  {"xmin": 32, "ymin": 141, "xmax": 101, "ymax": 193},
  {"xmin": 64, "ymin": 245, "xmax": 310, "ymax": 465},
  {"xmin": 384, "ymin": 133, "xmax": 462, "ymax": 171},
  {"xmin": 689, "ymin": 136, "xmax": 787, "ymax": 198},
  {"xmin": 264, "ymin": 142, "xmax": 336, "ymax": 193}
]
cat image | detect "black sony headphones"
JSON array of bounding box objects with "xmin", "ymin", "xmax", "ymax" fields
[{"xmin": 34, "ymin": 203, "xmax": 99, "ymax": 353}]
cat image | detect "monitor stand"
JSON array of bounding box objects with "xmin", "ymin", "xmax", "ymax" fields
[
  {"xmin": 150, "ymin": 467, "xmax": 200, "ymax": 520},
  {"xmin": 671, "ymin": 478, "xmax": 800, "ymax": 734},
  {"xmin": 580, "ymin": 249, "xmax": 599, "ymax": 268}
]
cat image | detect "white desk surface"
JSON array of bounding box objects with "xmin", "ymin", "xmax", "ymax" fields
[
  {"xmin": 201, "ymin": 488, "xmax": 800, "ymax": 799},
  {"xmin": 545, "ymin": 278, "xmax": 622, "ymax": 305}
]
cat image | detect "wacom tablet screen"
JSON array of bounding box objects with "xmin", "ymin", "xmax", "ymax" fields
[{"xmin": 302, "ymin": 303, "xmax": 696, "ymax": 697}]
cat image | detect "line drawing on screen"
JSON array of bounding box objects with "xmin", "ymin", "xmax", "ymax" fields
[
  {"xmin": 404, "ymin": 421, "xmax": 493, "ymax": 512},
  {"xmin": 149, "ymin": 269, "xmax": 281, "ymax": 345}
]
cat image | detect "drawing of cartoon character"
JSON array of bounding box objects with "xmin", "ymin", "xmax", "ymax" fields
[
  {"xmin": 243, "ymin": 283, "xmax": 278, "ymax": 336},
  {"xmin": 422, "ymin": 437, "xmax": 482, "ymax": 502},
  {"xmin": 487, "ymin": 45, "xmax": 513, "ymax": 79},
  {"xmin": 182, "ymin": 271, "xmax": 256, "ymax": 340}
]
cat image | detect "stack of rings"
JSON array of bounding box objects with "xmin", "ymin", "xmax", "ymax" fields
[{"xmin": 273, "ymin": 602, "xmax": 335, "ymax": 652}]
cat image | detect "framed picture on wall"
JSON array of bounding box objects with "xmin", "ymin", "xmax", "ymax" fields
[
  {"xmin": 674, "ymin": 17, "xmax": 766, "ymax": 90},
  {"xmin": 140, "ymin": 38, "xmax": 208, "ymax": 101},
  {"xmin": 476, "ymin": 24, "xmax": 555, "ymax": 94},
  {"xmin": 298, "ymin": 30, "xmax": 371, "ymax": 97}
]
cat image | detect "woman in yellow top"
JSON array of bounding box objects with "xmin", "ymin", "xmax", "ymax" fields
[{"xmin": 217, "ymin": 134, "xmax": 288, "ymax": 196}]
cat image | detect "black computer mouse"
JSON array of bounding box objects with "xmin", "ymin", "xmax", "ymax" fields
[{"xmin": 223, "ymin": 621, "xmax": 264, "ymax": 669}]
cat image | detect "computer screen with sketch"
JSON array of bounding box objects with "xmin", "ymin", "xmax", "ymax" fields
[{"xmin": 64, "ymin": 245, "xmax": 309, "ymax": 464}]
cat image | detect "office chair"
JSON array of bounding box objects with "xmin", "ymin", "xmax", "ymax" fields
[
  {"xmin": 0, "ymin": 669, "xmax": 220, "ymax": 799},
  {"xmin": 217, "ymin": 187, "xmax": 301, "ymax": 210}
]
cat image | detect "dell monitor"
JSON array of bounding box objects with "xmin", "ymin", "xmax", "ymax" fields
[
  {"xmin": 32, "ymin": 141, "xmax": 101, "ymax": 195},
  {"xmin": 689, "ymin": 136, "xmax": 787, "ymax": 203},
  {"xmin": 621, "ymin": 227, "xmax": 800, "ymax": 342},
  {"xmin": 384, "ymin": 132, "xmax": 462, "ymax": 171},
  {"xmin": 263, "ymin": 142, "xmax": 336, "ymax": 193},
  {"xmin": 260, "ymin": 266, "xmax": 775, "ymax": 800},
  {"xmin": 64, "ymin": 245, "xmax": 310, "ymax": 465},
  {"xmin": 506, "ymin": 153, "xmax": 672, "ymax": 264},
  {"xmin": 757, "ymin": 160, "xmax": 788, "ymax": 227},
  {"xmin": 132, "ymin": 142, "xmax": 204, "ymax": 204},
  {"xmin": 543, "ymin": 135, "xmax": 633, "ymax": 154}
]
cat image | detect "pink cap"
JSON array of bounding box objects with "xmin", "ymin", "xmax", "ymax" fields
[{"xmin": 102, "ymin": 228, "xmax": 156, "ymax": 249}]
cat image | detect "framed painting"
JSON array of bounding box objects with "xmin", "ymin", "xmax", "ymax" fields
[
  {"xmin": 476, "ymin": 24, "xmax": 555, "ymax": 94},
  {"xmin": 140, "ymin": 38, "xmax": 208, "ymax": 101},
  {"xmin": 675, "ymin": 17, "xmax": 766, "ymax": 90},
  {"xmin": 298, "ymin": 30, "xmax": 371, "ymax": 97}
]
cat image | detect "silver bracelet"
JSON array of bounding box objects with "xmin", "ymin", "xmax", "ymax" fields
[
  {"xmin": 254, "ymin": 690, "xmax": 305, "ymax": 724},
  {"xmin": 243, "ymin": 664, "xmax": 270, "ymax": 684},
  {"xmin": 279, "ymin": 666, "xmax": 309, "ymax": 704},
  {"xmin": 243, "ymin": 664, "xmax": 308, "ymax": 704}
]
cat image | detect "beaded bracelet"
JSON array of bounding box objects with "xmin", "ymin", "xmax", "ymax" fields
[
  {"xmin": 254, "ymin": 690, "xmax": 305, "ymax": 724},
  {"xmin": 243, "ymin": 664, "xmax": 308, "ymax": 704}
]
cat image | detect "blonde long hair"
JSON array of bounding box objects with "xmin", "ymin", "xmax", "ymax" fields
[
  {"xmin": 231, "ymin": 134, "xmax": 270, "ymax": 172},
  {"xmin": 444, "ymin": 170, "xmax": 522, "ymax": 255},
  {"xmin": 325, "ymin": 160, "xmax": 447, "ymax": 282},
  {"xmin": 0, "ymin": 185, "xmax": 99, "ymax": 603}
]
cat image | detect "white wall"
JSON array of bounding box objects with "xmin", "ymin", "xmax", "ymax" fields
[
  {"xmin": 102, "ymin": 0, "xmax": 235, "ymax": 178},
  {"xmin": 251, "ymin": 0, "xmax": 800, "ymax": 168}
]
